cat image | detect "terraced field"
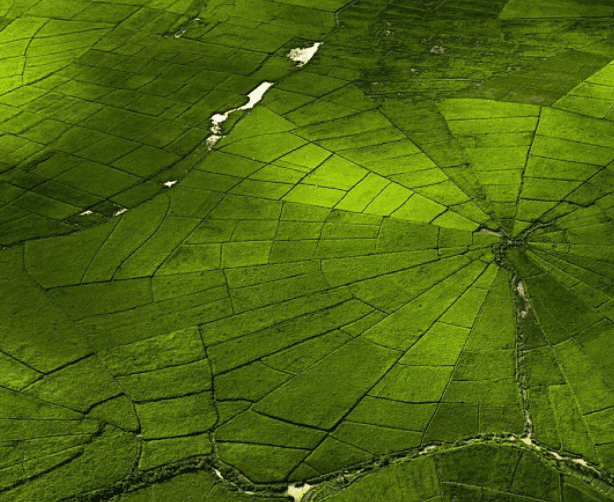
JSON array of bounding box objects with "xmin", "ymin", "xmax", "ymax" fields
[{"xmin": 4, "ymin": 0, "xmax": 614, "ymax": 500}]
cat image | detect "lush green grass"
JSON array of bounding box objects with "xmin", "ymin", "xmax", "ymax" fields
[
  {"xmin": 5, "ymin": 0, "xmax": 614, "ymax": 500},
  {"xmin": 295, "ymin": 444, "xmax": 604, "ymax": 502}
]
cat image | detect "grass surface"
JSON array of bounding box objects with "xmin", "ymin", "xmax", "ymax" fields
[{"xmin": 4, "ymin": 0, "xmax": 614, "ymax": 500}]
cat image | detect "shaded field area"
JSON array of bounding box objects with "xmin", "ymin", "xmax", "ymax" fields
[{"xmin": 3, "ymin": 0, "xmax": 614, "ymax": 501}]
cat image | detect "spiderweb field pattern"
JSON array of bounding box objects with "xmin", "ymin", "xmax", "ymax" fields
[{"xmin": 3, "ymin": 0, "xmax": 614, "ymax": 501}]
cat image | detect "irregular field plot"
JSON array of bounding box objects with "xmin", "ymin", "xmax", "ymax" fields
[{"xmin": 4, "ymin": 0, "xmax": 614, "ymax": 501}]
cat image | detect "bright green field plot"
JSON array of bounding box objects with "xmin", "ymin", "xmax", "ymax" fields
[{"xmin": 5, "ymin": 0, "xmax": 614, "ymax": 501}]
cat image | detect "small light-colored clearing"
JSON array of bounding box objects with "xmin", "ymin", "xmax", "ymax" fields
[
  {"xmin": 478, "ymin": 228, "xmax": 501, "ymax": 236},
  {"xmin": 213, "ymin": 468, "xmax": 224, "ymax": 480},
  {"xmin": 520, "ymin": 433, "xmax": 534, "ymax": 447},
  {"xmin": 174, "ymin": 27, "xmax": 187, "ymax": 39},
  {"xmin": 571, "ymin": 458, "xmax": 595, "ymax": 469},
  {"xmin": 288, "ymin": 483, "xmax": 311, "ymax": 501},
  {"xmin": 419, "ymin": 445, "xmax": 438, "ymax": 455},
  {"xmin": 211, "ymin": 82, "xmax": 274, "ymax": 134},
  {"xmin": 206, "ymin": 134, "xmax": 224, "ymax": 149},
  {"xmin": 205, "ymin": 43, "xmax": 321, "ymax": 149},
  {"xmin": 211, "ymin": 113, "xmax": 227, "ymax": 135},
  {"xmin": 287, "ymin": 42, "xmax": 322, "ymax": 67},
  {"xmin": 517, "ymin": 280, "xmax": 526, "ymax": 299},
  {"xmin": 79, "ymin": 210, "xmax": 93, "ymax": 216},
  {"xmin": 164, "ymin": 180, "xmax": 177, "ymax": 187},
  {"xmin": 242, "ymin": 82, "xmax": 274, "ymax": 110},
  {"xmin": 113, "ymin": 208, "xmax": 128, "ymax": 217},
  {"xmin": 206, "ymin": 81, "xmax": 274, "ymax": 150},
  {"xmin": 516, "ymin": 280, "xmax": 530, "ymax": 318}
]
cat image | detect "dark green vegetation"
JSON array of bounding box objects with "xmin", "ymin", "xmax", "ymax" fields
[
  {"xmin": 303, "ymin": 444, "xmax": 614, "ymax": 502},
  {"xmin": 105, "ymin": 444, "xmax": 614, "ymax": 501},
  {"xmin": 4, "ymin": 0, "xmax": 614, "ymax": 500}
]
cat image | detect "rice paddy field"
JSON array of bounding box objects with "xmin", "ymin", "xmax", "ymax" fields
[{"xmin": 3, "ymin": 0, "xmax": 614, "ymax": 500}]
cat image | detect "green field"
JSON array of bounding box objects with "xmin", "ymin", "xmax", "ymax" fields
[{"xmin": 4, "ymin": 0, "xmax": 614, "ymax": 500}]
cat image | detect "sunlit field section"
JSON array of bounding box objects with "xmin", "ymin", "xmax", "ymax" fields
[{"xmin": 3, "ymin": 0, "xmax": 614, "ymax": 501}]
